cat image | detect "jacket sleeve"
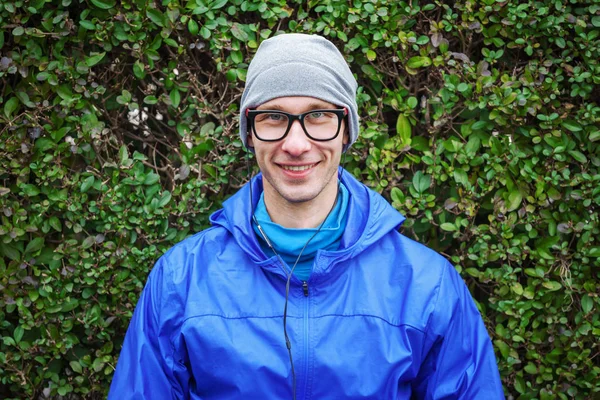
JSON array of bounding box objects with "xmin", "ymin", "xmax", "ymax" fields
[
  {"xmin": 412, "ymin": 262, "xmax": 505, "ymax": 399},
  {"xmin": 108, "ymin": 258, "xmax": 190, "ymax": 400}
]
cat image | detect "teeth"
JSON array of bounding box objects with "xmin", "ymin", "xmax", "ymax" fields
[{"xmin": 282, "ymin": 164, "xmax": 315, "ymax": 171}]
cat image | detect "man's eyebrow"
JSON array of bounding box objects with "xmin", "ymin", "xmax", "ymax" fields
[
  {"xmin": 256, "ymin": 101, "xmax": 335, "ymax": 111},
  {"xmin": 256, "ymin": 104, "xmax": 284, "ymax": 110}
]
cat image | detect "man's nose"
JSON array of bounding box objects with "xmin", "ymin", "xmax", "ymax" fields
[{"xmin": 281, "ymin": 120, "xmax": 311, "ymax": 155}]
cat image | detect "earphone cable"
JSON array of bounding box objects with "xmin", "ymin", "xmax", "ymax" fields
[{"xmin": 245, "ymin": 144, "xmax": 347, "ymax": 400}]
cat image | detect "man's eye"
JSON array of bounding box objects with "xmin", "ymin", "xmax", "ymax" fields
[
  {"xmin": 256, "ymin": 113, "xmax": 285, "ymax": 123},
  {"xmin": 307, "ymin": 112, "xmax": 325, "ymax": 119},
  {"xmin": 267, "ymin": 113, "xmax": 284, "ymax": 121},
  {"xmin": 306, "ymin": 111, "xmax": 335, "ymax": 123}
]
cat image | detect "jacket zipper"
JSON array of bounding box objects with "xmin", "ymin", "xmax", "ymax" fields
[{"xmin": 302, "ymin": 280, "xmax": 310, "ymax": 399}]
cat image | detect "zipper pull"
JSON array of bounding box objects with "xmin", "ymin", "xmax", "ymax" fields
[{"xmin": 302, "ymin": 281, "xmax": 309, "ymax": 297}]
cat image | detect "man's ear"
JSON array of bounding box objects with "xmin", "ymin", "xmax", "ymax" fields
[
  {"xmin": 343, "ymin": 126, "xmax": 349, "ymax": 145},
  {"xmin": 247, "ymin": 131, "xmax": 254, "ymax": 149}
]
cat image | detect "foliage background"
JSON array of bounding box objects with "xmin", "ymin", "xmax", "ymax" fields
[{"xmin": 1, "ymin": 0, "xmax": 599, "ymax": 398}]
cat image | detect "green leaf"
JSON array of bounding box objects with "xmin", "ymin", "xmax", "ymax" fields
[
  {"xmin": 12, "ymin": 26, "xmax": 25, "ymax": 36},
  {"xmin": 49, "ymin": 216, "xmax": 62, "ymax": 232},
  {"xmin": 514, "ymin": 375, "xmax": 526, "ymax": 394},
  {"xmin": 119, "ymin": 145, "xmax": 129, "ymax": 165},
  {"xmin": 511, "ymin": 282, "xmax": 523, "ymax": 296},
  {"xmin": 25, "ymin": 237, "xmax": 45, "ymax": 255},
  {"xmin": 390, "ymin": 187, "xmax": 403, "ymax": 204},
  {"xmin": 16, "ymin": 91, "xmax": 35, "ymax": 108},
  {"xmin": 231, "ymin": 50, "xmax": 243, "ymax": 64},
  {"xmin": 22, "ymin": 184, "xmax": 40, "ymax": 197},
  {"xmin": 80, "ymin": 288, "xmax": 94, "ymax": 300},
  {"xmin": 57, "ymin": 85, "xmax": 73, "ymax": 101},
  {"xmin": 562, "ymin": 120, "xmax": 582, "ymax": 132},
  {"xmin": 144, "ymin": 173, "xmax": 160, "ymax": 185},
  {"xmin": 133, "ymin": 61, "xmax": 145, "ymax": 79},
  {"xmin": 14, "ymin": 326, "xmax": 24, "ymax": 344},
  {"xmin": 82, "ymin": 236, "xmax": 96, "ymax": 249},
  {"xmin": 29, "ymin": 290, "xmax": 40, "ymax": 302},
  {"xmin": 210, "ymin": 0, "xmax": 228, "ymax": 10},
  {"xmin": 412, "ymin": 171, "xmax": 431, "ymax": 194},
  {"xmin": 590, "ymin": 130, "xmax": 600, "ymax": 142},
  {"xmin": 592, "ymin": 16, "xmax": 600, "ymax": 27},
  {"xmin": 200, "ymin": 26, "xmax": 211, "ymax": 39},
  {"xmin": 581, "ymin": 294, "xmax": 593, "ymax": 314},
  {"xmin": 188, "ymin": 18, "xmax": 199, "ymax": 35},
  {"xmin": 85, "ymin": 52, "xmax": 106, "ymax": 67},
  {"xmin": 146, "ymin": 8, "xmax": 165, "ymax": 27},
  {"xmin": 494, "ymin": 340, "xmax": 510, "ymax": 359},
  {"xmin": 0, "ymin": 243, "xmax": 21, "ymax": 261},
  {"xmin": 158, "ymin": 191, "xmax": 172, "ymax": 207},
  {"xmin": 406, "ymin": 97, "xmax": 418, "ymax": 109},
  {"xmin": 116, "ymin": 89, "xmax": 132, "ymax": 104},
  {"xmin": 81, "ymin": 176, "xmax": 95, "ymax": 193},
  {"xmin": 34, "ymin": 138, "xmax": 54, "ymax": 152},
  {"xmin": 568, "ymin": 150, "xmax": 587, "ymax": 163},
  {"xmin": 144, "ymin": 96, "xmax": 158, "ymax": 105},
  {"xmin": 170, "ymin": 88, "xmax": 181, "ymax": 108},
  {"xmin": 542, "ymin": 281, "xmax": 562, "ymax": 291},
  {"xmin": 3, "ymin": 97, "xmax": 19, "ymax": 118},
  {"xmin": 366, "ymin": 49, "xmax": 376, "ymax": 61},
  {"xmin": 70, "ymin": 361, "xmax": 83, "ymax": 374},
  {"xmin": 524, "ymin": 363, "xmax": 537, "ymax": 374},
  {"xmin": 440, "ymin": 223, "xmax": 457, "ymax": 232},
  {"xmin": 90, "ymin": 0, "xmax": 115, "ymax": 9},
  {"xmin": 502, "ymin": 92, "xmax": 517, "ymax": 105},
  {"xmin": 80, "ymin": 20, "xmax": 96, "ymax": 30},
  {"xmin": 396, "ymin": 114, "xmax": 412, "ymax": 147},
  {"xmin": 406, "ymin": 56, "xmax": 432, "ymax": 69},
  {"xmin": 231, "ymin": 23, "xmax": 249, "ymax": 42},
  {"xmin": 453, "ymin": 169, "xmax": 469, "ymax": 187},
  {"xmin": 507, "ymin": 189, "xmax": 522, "ymax": 211}
]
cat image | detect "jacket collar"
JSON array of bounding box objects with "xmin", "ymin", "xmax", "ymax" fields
[{"xmin": 209, "ymin": 168, "xmax": 406, "ymax": 279}]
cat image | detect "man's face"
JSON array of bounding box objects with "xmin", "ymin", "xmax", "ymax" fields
[{"xmin": 247, "ymin": 96, "xmax": 348, "ymax": 209}]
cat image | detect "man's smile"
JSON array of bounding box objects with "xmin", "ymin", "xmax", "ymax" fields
[{"xmin": 279, "ymin": 162, "xmax": 319, "ymax": 172}]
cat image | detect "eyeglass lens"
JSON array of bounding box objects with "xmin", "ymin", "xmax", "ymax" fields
[{"xmin": 253, "ymin": 111, "xmax": 340, "ymax": 141}]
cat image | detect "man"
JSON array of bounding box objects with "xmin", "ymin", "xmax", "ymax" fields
[{"xmin": 109, "ymin": 34, "xmax": 505, "ymax": 399}]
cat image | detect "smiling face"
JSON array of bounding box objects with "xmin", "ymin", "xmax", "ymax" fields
[{"xmin": 247, "ymin": 96, "xmax": 348, "ymax": 215}]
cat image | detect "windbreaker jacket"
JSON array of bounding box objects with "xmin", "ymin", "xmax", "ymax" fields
[{"xmin": 109, "ymin": 170, "xmax": 505, "ymax": 399}]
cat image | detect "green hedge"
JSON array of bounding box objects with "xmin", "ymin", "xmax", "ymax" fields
[{"xmin": 1, "ymin": 0, "xmax": 599, "ymax": 398}]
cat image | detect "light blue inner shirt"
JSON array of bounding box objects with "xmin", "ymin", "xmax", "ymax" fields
[{"xmin": 252, "ymin": 183, "xmax": 349, "ymax": 281}]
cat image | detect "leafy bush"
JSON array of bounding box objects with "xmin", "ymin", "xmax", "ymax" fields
[{"xmin": 1, "ymin": 0, "xmax": 599, "ymax": 398}]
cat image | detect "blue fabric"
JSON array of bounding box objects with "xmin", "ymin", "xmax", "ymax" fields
[
  {"xmin": 252, "ymin": 183, "xmax": 349, "ymax": 281},
  {"xmin": 109, "ymin": 169, "xmax": 505, "ymax": 399}
]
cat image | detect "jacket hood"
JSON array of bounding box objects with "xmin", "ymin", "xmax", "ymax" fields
[{"xmin": 209, "ymin": 168, "xmax": 405, "ymax": 265}]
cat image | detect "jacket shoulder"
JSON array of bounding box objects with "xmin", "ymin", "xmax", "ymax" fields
[
  {"xmin": 395, "ymin": 232, "xmax": 452, "ymax": 276},
  {"xmin": 153, "ymin": 225, "xmax": 234, "ymax": 279}
]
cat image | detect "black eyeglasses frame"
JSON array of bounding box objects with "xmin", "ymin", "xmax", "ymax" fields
[{"xmin": 246, "ymin": 108, "xmax": 348, "ymax": 142}]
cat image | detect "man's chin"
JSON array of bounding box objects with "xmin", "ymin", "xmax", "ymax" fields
[{"xmin": 280, "ymin": 191, "xmax": 318, "ymax": 205}]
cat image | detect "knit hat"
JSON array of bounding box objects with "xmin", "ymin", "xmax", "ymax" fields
[{"xmin": 239, "ymin": 33, "xmax": 359, "ymax": 151}]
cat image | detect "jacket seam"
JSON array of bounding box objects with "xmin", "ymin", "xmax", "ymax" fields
[
  {"xmin": 311, "ymin": 313, "xmax": 427, "ymax": 332},
  {"xmin": 423, "ymin": 262, "xmax": 447, "ymax": 338},
  {"xmin": 178, "ymin": 313, "xmax": 428, "ymax": 332},
  {"xmin": 181, "ymin": 313, "xmax": 294, "ymax": 326}
]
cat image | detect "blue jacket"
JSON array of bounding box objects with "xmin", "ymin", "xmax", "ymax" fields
[{"xmin": 109, "ymin": 170, "xmax": 505, "ymax": 399}]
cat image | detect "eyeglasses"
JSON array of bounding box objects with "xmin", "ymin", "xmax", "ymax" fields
[{"xmin": 246, "ymin": 108, "xmax": 347, "ymax": 142}]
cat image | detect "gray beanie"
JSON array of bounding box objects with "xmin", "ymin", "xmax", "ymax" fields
[{"xmin": 239, "ymin": 33, "xmax": 359, "ymax": 151}]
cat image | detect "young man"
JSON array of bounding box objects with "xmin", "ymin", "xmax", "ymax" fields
[{"xmin": 109, "ymin": 34, "xmax": 505, "ymax": 399}]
